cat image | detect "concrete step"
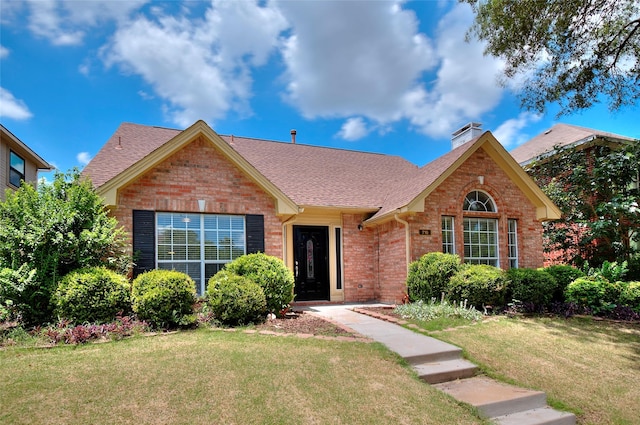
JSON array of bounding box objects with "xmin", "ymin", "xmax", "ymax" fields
[
  {"xmin": 413, "ymin": 358, "xmax": 478, "ymax": 384},
  {"xmin": 433, "ymin": 377, "xmax": 547, "ymax": 418},
  {"xmin": 493, "ymin": 407, "xmax": 576, "ymax": 425},
  {"xmin": 404, "ymin": 345, "xmax": 463, "ymax": 365}
]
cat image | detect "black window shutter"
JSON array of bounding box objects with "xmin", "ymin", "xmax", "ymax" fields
[
  {"xmin": 133, "ymin": 210, "xmax": 156, "ymax": 277},
  {"xmin": 245, "ymin": 214, "xmax": 264, "ymax": 254}
]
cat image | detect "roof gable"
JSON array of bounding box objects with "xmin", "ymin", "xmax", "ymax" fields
[
  {"xmin": 367, "ymin": 131, "xmax": 561, "ymax": 223},
  {"xmin": 1, "ymin": 124, "xmax": 53, "ymax": 170},
  {"xmin": 87, "ymin": 121, "xmax": 298, "ymax": 215}
]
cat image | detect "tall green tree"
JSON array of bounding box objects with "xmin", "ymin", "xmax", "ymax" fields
[
  {"xmin": 528, "ymin": 141, "xmax": 640, "ymax": 267},
  {"xmin": 463, "ymin": 0, "xmax": 640, "ymax": 115},
  {"xmin": 0, "ymin": 170, "xmax": 130, "ymax": 324}
]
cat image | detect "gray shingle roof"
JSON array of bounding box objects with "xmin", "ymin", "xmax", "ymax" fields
[
  {"xmin": 83, "ymin": 122, "xmax": 482, "ymax": 216},
  {"xmin": 510, "ymin": 123, "xmax": 636, "ymax": 165}
]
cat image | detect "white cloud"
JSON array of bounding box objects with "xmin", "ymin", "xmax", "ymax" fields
[
  {"xmin": 0, "ymin": 45, "xmax": 8, "ymax": 59},
  {"xmin": 277, "ymin": 2, "xmax": 506, "ymax": 139},
  {"xmin": 76, "ymin": 151, "xmax": 92, "ymax": 166},
  {"xmin": 399, "ymin": 3, "xmax": 506, "ymax": 137},
  {"xmin": 103, "ymin": 0, "xmax": 287, "ymax": 127},
  {"xmin": 0, "ymin": 87, "xmax": 33, "ymax": 120},
  {"xmin": 279, "ymin": 0, "xmax": 436, "ymax": 121},
  {"xmin": 337, "ymin": 117, "xmax": 370, "ymax": 141},
  {"xmin": 25, "ymin": 0, "xmax": 147, "ymax": 46},
  {"xmin": 493, "ymin": 112, "xmax": 542, "ymax": 148}
]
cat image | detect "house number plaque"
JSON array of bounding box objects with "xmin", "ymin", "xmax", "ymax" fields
[{"xmin": 418, "ymin": 229, "xmax": 431, "ymax": 235}]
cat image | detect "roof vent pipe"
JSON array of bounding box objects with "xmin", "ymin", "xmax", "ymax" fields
[
  {"xmin": 290, "ymin": 129, "xmax": 297, "ymax": 144},
  {"xmin": 451, "ymin": 122, "xmax": 482, "ymax": 149}
]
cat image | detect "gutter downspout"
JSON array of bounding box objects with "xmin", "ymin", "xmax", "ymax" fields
[{"xmin": 394, "ymin": 213, "xmax": 411, "ymax": 272}]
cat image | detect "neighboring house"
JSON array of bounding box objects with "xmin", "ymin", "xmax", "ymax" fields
[
  {"xmin": 511, "ymin": 123, "xmax": 639, "ymax": 264},
  {"xmin": 1, "ymin": 124, "xmax": 53, "ymax": 201},
  {"xmin": 510, "ymin": 123, "xmax": 637, "ymax": 167},
  {"xmin": 82, "ymin": 120, "xmax": 560, "ymax": 303}
]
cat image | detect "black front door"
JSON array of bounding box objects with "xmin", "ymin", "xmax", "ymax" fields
[{"xmin": 293, "ymin": 226, "xmax": 329, "ymax": 301}]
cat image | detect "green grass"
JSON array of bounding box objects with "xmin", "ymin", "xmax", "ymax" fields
[
  {"xmin": 433, "ymin": 316, "xmax": 640, "ymax": 425},
  {"xmin": 0, "ymin": 329, "xmax": 486, "ymax": 425}
]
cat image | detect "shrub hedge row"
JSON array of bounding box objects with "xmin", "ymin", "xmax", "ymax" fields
[
  {"xmin": 1, "ymin": 253, "xmax": 295, "ymax": 329},
  {"xmin": 407, "ymin": 253, "xmax": 640, "ymax": 314}
]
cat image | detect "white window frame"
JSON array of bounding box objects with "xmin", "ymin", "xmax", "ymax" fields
[
  {"xmin": 508, "ymin": 219, "xmax": 518, "ymax": 268},
  {"xmin": 463, "ymin": 217, "xmax": 499, "ymax": 267},
  {"xmin": 441, "ymin": 216, "xmax": 455, "ymax": 254},
  {"xmin": 156, "ymin": 212, "xmax": 246, "ymax": 295}
]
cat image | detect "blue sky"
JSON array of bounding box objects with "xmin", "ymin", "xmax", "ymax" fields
[{"xmin": 1, "ymin": 0, "xmax": 638, "ymax": 181}]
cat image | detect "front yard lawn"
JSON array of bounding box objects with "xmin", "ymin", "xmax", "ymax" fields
[
  {"xmin": 435, "ymin": 316, "xmax": 640, "ymax": 425},
  {"xmin": 1, "ymin": 329, "xmax": 484, "ymax": 425}
]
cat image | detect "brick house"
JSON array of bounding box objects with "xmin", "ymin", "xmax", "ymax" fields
[
  {"xmin": 511, "ymin": 123, "xmax": 638, "ymax": 264},
  {"xmin": 82, "ymin": 120, "xmax": 560, "ymax": 303},
  {"xmin": 1, "ymin": 124, "xmax": 53, "ymax": 201}
]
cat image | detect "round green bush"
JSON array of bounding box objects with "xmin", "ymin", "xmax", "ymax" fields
[
  {"xmin": 565, "ymin": 277, "xmax": 607, "ymax": 313},
  {"xmin": 543, "ymin": 264, "xmax": 585, "ymax": 303},
  {"xmin": 447, "ymin": 264, "xmax": 508, "ymax": 309},
  {"xmin": 131, "ymin": 269, "xmax": 196, "ymax": 328},
  {"xmin": 619, "ymin": 281, "xmax": 640, "ymax": 312},
  {"xmin": 224, "ymin": 253, "xmax": 294, "ymax": 315},
  {"xmin": 506, "ymin": 268, "xmax": 556, "ymax": 309},
  {"xmin": 407, "ymin": 253, "xmax": 462, "ymax": 302},
  {"xmin": 52, "ymin": 267, "xmax": 131, "ymax": 324},
  {"xmin": 206, "ymin": 270, "xmax": 267, "ymax": 325}
]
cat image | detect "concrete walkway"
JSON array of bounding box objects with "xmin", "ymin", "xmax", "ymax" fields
[{"xmin": 309, "ymin": 305, "xmax": 576, "ymax": 425}]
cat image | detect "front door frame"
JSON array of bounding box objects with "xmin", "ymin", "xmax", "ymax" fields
[
  {"xmin": 293, "ymin": 225, "xmax": 330, "ymax": 301},
  {"xmin": 282, "ymin": 208, "xmax": 345, "ymax": 302}
]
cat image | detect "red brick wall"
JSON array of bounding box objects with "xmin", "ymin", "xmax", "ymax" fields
[
  {"xmin": 342, "ymin": 213, "xmax": 377, "ymax": 302},
  {"xmin": 406, "ymin": 147, "xmax": 544, "ymax": 269},
  {"xmin": 113, "ymin": 136, "xmax": 282, "ymax": 257},
  {"xmin": 376, "ymin": 219, "xmax": 409, "ymax": 304}
]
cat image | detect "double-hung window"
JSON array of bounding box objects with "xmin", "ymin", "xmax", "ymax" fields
[
  {"xmin": 9, "ymin": 151, "xmax": 25, "ymax": 187},
  {"xmin": 441, "ymin": 216, "xmax": 455, "ymax": 254},
  {"xmin": 156, "ymin": 212, "xmax": 246, "ymax": 295},
  {"xmin": 463, "ymin": 191, "xmax": 499, "ymax": 266},
  {"xmin": 508, "ymin": 219, "xmax": 518, "ymax": 268}
]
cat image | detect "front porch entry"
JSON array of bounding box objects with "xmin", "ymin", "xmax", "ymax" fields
[{"xmin": 293, "ymin": 225, "xmax": 329, "ymax": 301}]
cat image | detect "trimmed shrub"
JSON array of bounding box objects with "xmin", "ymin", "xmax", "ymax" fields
[
  {"xmin": 53, "ymin": 267, "xmax": 131, "ymax": 324},
  {"xmin": 506, "ymin": 268, "xmax": 557, "ymax": 311},
  {"xmin": 206, "ymin": 270, "xmax": 267, "ymax": 325},
  {"xmin": 447, "ymin": 264, "xmax": 508, "ymax": 310},
  {"xmin": 407, "ymin": 253, "xmax": 462, "ymax": 302},
  {"xmin": 224, "ymin": 253, "xmax": 294, "ymax": 315},
  {"xmin": 565, "ymin": 277, "xmax": 607, "ymax": 314},
  {"xmin": 619, "ymin": 281, "xmax": 640, "ymax": 312},
  {"xmin": 131, "ymin": 269, "xmax": 196, "ymax": 328},
  {"xmin": 543, "ymin": 264, "xmax": 585, "ymax": 303}
]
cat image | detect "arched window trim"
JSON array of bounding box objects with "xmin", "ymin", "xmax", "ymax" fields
[{"xmin": 463, "ymin": 190, "xmax": 497, "ymax": 213}]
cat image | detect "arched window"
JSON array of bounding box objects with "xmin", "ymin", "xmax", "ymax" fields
[
  {"xmin": 462, "ymin": 191, "xmax": 498, "ymax": 266},
  {"xmin": 463, "ymin": 190, "xmax": 496, "ymax": 212}
]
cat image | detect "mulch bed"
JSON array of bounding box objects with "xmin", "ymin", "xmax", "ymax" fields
[{"xmin": 250, "ymin": 309, "xmax": 369, "ymax": 341}]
